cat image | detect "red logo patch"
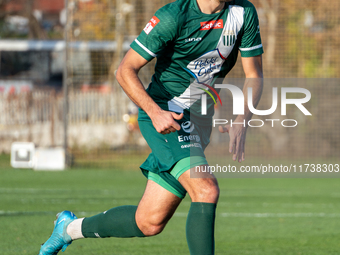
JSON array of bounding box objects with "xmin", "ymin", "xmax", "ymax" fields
[
  {"xmin": 143, "ymin": 16, "xmax": 160, "ymax": 34},
  {"xmin": 200, "ymin": 19, "xmax": 224, "ymax": 30}
]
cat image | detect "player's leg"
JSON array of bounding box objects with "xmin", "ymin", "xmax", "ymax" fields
[
  {"xmin": 178, "ymin": 166, "xmax": 219, "ymax": 203},
  {"xmin": 178, "ymin": 164, "xmax": 219, "ymax": 255},
  {"xmin": 78, "ymin": 178, "xmax": 182, "ymax": 239},
  {"xmin": 135, "ymin": 179, "xmax": 182, "ymax": 236},
  {"xmin": 38, "ymin": 179, "xmax": 182, "ymax": 255}
]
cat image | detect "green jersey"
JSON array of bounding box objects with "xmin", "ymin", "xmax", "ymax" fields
[{"xmin": 131, "ymin": 0, "xmax": 263, "ymax": 121}]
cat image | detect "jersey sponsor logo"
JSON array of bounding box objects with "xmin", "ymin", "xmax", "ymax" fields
[
  {"xmin": 185, "ymin": 37, "xmax": 202, "ymax": 43},
  {"xmin": 184, "ymin": 49, "xmax": 224, "ymax": 84},
  {"xmin": 193, "ymin": 55, "xmax": 222, "ymax": 78},
  {"xmin": 143, "ymin": 16, "xmax": 160, "ymax": 34},
  {"xmin": 200, "ymin": 19, "xmax": 224, "ymax": 30},
  {"xmin": 181, "ymin": 143, "xmax": 202, "ymax": 149},
  {"xmin": 178, "ymin": 134, "xmax": 200, "ymax": 143},
  {"xmin": 181, "ymin": 121, "xmax": 195, "ymax": 133}
]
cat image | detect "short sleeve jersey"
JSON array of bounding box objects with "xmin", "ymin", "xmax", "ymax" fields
[{"xmin": 131, "ymin": 0, "xmax": 263, "ymax": 121}]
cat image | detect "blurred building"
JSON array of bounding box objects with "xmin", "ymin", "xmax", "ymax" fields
[{"xmin": 1, "ymin": 0, "xmax": 64, "ymax": 24}]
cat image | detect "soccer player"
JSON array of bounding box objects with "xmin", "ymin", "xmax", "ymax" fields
[{"xmin": 38, "ymin": 0, "xmax": 263, "ymax": 254}]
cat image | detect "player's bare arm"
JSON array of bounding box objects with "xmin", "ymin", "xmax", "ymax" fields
[
  {"xmin": 219, "ymin": 55, "xmax": 263, "ymax": 162},
  {"xmin": 116, "ymin": 49, "xmax": 183, "ymax": 134}
]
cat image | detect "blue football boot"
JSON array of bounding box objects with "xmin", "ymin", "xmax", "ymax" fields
[{"xmin": 38, "ymin": 211, "xmax": 77, "ymax": 255}]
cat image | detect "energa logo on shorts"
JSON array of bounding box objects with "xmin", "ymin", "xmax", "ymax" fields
[{"xmin": 181, "ymin": 121, "xmax": 195, "ymax": 133}]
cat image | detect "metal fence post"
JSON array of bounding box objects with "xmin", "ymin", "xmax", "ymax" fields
[{"xmin": 63, "ymin": 0, "xmax": 69, "ymax": 167}]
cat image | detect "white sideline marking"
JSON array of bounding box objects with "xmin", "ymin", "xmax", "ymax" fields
[
  {"xmin": 0, "ymin": 211, "xmax": 101, "ymax": 216},
  {"xmin": 174, "ymin": 212, "xmax": 340, "ymax": 218},
  {"xmin": 1, "ymin": 211, "xmax": 340, "ymax": 218},
  {"xmin": 219, "ymin": 212, "xmax": 340, "ymax": 218}
]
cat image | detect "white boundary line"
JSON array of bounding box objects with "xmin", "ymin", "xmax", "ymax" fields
[
  {"xmin": 175, "ymin": 212, "xmax": 340, "ymax": 218},
  {"xmin": 219, "ymin": 212, "xmax": 340, "ymax": 218}
]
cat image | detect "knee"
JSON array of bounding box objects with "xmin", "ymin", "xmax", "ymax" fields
[
  {"xmin": 136, "ymin": 213, "xmax": 167, "ymax": 236},
  {"xmin": 137, "ymin": 221, "xmax": 165, "ymax": 236},
  {"xmin": 192, "ymin": 181, "xmax": 220, "ymax": 203}
]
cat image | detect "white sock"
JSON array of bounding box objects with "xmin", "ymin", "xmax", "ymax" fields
[{"xmin": 66, "ymin": 218, "xmax": 85, "ymax": 240}]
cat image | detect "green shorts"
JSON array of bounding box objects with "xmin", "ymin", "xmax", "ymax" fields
[{"xmin": 138, "ymin": 109, "xmax": 212, "ymax": 199}]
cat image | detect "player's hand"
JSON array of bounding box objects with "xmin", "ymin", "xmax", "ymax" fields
[
  {"xmin": 219, "ymin": 121, "xmax": 247, "ymax": 163},
  {"xmin": 150, "ymin": 109, "xmax": 183, "ymax": 134}
]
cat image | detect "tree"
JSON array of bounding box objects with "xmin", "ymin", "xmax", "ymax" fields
[{"xmin": 0, "ymin": 0, "xmax": 46, "ymax": 39}]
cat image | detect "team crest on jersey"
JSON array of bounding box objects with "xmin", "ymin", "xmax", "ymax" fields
[
  {"xmin": 223, "ymin": 30, "xmax": 236, "ymax": 46},
  {"xmin": 143, "ymin": 16, "xmax": 160, "ymax": 34},
  {"xmin": 200, "ymin": 19, "xmax": 224, "ymax": 30}
]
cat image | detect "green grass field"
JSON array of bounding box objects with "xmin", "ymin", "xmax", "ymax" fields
[{"xmin": 1, "ymin": 155, "xmax": 340, "ymax": 255}]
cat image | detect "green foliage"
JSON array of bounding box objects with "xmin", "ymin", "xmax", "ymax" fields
[
  {"xmin": 285, "ymin": 12, "xmax": 319, "ymax": 77},
  {"xmin": 72, "ymin": 0, "xmax": 115, "ymax": 41},
  {"xmin": 283, "ymin": 1, "xmax": 339, "ymax": 77},
  {"xmin": 0, "ymin": 21, "xmax": 28, "ymax": 39}
]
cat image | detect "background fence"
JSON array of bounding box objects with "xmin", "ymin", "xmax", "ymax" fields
[{"xmin": 0, "ymin": 0, "xmax": 339, "ymax": 168}]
